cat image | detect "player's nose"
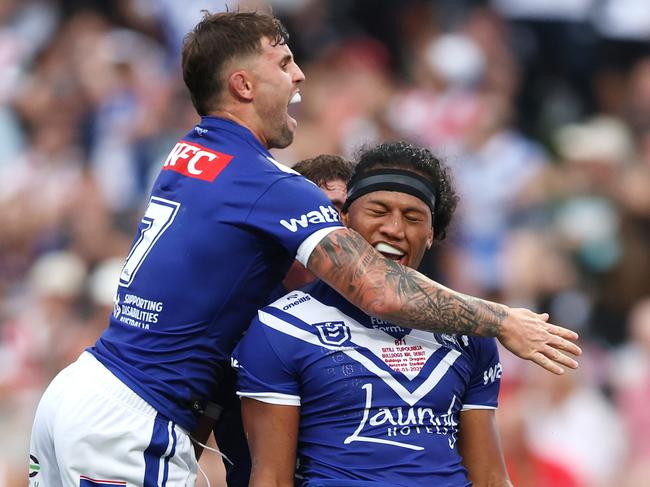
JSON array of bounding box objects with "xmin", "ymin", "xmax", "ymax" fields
[
  {"xmin": 379, "ymin": 214, "xmax": 406, "ymax": 240},
  {"xmin": 293, "ymin": 64, "xmax": 306, "ymax": 84}
]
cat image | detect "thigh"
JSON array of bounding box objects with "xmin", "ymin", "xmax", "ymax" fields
[
  {"xmin": 32, "ymin": 356, "xmax": 198, "ymax": 486},
  {"xmin": 30, "ymin": 363, "xmax": 75, "ymax": 487}
]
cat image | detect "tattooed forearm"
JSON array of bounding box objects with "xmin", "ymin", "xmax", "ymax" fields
[{"xmin": 308, "ymin": 228, "xmax": 508, "ymax": 337}]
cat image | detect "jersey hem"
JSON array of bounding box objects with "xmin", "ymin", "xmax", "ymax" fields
[
  {"xmin": 460, "ymin": 404, "xmax": 497, "ymax": 411},
  {"xmin": 236, "ymin": 391, "xmax": 301, "ymax": 406}
]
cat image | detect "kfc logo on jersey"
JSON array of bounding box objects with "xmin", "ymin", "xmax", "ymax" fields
[
  {"xmin": 316, "ymin": 321, "xmax": 351, "ymax": 346},
  {"xmin": 163, "ymin": 141, "xmax": 233, "ymax": 182}
]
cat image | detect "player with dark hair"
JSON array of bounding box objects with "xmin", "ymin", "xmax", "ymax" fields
[
  {"xmin": 292, "ymin": 155, "xmax": 354, "ymax": 213},
  {"xmin": 234, "ymin": 141, "xmax": 511, "ymax": 486},
  {"xmin": 347, "ymin": 142, "xmax": 456, "ymax": 240},
  {"xmin": 283, "ymin": 155, "xmax": 354, "ymax": 290},
  {"xmin": 30, "ymin": 11, "xmax": 578, "ymax": 486}
]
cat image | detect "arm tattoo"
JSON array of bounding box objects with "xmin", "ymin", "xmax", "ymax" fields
[{"xmin": 309, "ymin": 229, "xmax": 507, "ymax": 337}]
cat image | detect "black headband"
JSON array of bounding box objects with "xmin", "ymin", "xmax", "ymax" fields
[{"xmin": 342, "ymin": 168, "xmax": 437, "ymax": 216}]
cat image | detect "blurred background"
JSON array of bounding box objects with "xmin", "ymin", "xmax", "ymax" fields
[{"xmin": 2, "ymin": 0, "xmax": 650, "ymax": 485}]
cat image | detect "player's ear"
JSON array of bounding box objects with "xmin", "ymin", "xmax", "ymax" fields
[
  {"xmin": 228, "ymin": 70, "xmax": 254, "ymax": 102},
  {"xmin": 426, "ymin": 226, "xmax": 433, "ymax": 250},
  {"xmin": 340, "ymin": 211, "xmax": 349, "ymax": 227}
]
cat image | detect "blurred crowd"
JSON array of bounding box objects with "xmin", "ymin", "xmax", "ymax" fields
[{"xmin": 1, "ymin": 0, "xmax": 650, "ymax": 485}]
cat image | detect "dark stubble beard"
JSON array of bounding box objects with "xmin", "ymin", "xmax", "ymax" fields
[{"xmin": 267, "ymin": 121, "xmax": 294, "ymax": 149}]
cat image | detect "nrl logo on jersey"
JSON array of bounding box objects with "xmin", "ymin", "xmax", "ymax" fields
[{"xmin": 315, "ymin": 321, "xmax": 351, "ymax": 346}]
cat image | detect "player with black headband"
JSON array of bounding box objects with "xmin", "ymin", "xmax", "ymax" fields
[{"xmin": 233, "ymin": 142, "xmax": 512, "ymax": 487}]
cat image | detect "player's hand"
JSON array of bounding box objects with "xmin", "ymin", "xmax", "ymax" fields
[{"xmin": 496, "ymin": 308, "xmax": 581, "ymax": 375}]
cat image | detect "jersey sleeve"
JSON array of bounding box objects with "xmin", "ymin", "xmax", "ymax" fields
[
  {"xmin": 232, "ymin": 312, "xmax": 301, "ymax": 406},
  {"xmin": 246, "ymin": 175, "xmax": 343, "ymax": 265},
  {"xmin": 461, "ymin": 338, "xmax": 501, "ymax": 410}
]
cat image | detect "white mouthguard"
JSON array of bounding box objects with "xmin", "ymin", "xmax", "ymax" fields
[
  {"xmin": 374, "ymin": 242, "xmax": 404, "ymax": 257},
  {"xmin": 290, "ymin": 92, "xmax": 302, "ymax": 104}
]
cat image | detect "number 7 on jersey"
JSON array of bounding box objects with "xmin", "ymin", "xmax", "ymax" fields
[{"xmin": 119, "ymin": 197, "xmax": 181, "ymax": 287}]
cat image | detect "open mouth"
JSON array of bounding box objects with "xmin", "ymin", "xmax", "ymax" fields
[
  {"xmin": 374, "ymin": 242, "xmax": 405, "ymax": 262},
  {"xmin": 289, "ymin": 92, "xmax": 302, "ymax": 105},
  {"xmin": 287, "ymin": 92, "xmax": 301, "ymax": 129}
]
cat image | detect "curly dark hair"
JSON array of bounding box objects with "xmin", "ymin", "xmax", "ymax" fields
[
  {"xmin": 349, "ymin": 141, "xmax": 458, "ymax": 241},
  {"xmin": 182, "ymin": 11, "xmax": 289, "ymax": 116},
  {"xmin": 292, "ymin": 155, "xmax": 354, "ymax": 187}
]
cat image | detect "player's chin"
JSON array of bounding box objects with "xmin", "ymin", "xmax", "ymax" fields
[{"xmin": 269, "ymin": 125, "xmax": 294, "ymax": 149}]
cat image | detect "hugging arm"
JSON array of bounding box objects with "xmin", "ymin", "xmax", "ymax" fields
[{"xmin": 307, "ymin": 228, "xmax": 581, "ymax": 374}]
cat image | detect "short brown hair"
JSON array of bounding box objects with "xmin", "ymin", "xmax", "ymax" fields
[
  {"xmin": 293, "ymin": 155, "xmax": 354, "ymax": 188},
  {"xmin": 181, "ymin": 11, "xmax": 289, "ymax": 116}
]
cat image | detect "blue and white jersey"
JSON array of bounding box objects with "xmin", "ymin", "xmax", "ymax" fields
[
  {"xmin": 234, "ymin": 281, "xmax": 502, "ymax": 487},
  {"xmin": 89, "ymin": 117, "xmax": 343, "ymax": 431}
]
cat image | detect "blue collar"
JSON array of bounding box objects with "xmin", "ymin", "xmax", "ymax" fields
[{"xmin": 198, "ymin": 116, "xmax": 270, "ymax": 156}]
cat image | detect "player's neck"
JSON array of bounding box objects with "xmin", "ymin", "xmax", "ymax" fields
[{"xmin": 209, "ymin": 108, "xmax": 268, "ymax": 149}]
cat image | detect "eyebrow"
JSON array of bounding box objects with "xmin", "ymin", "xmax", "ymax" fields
[
  {"xmin": 280, "ymin": 53, "xmax": 292, "ymax": 65},
  {"xmin": 365, "ymin": 198, "xmax": 428, "ymax": 215}
]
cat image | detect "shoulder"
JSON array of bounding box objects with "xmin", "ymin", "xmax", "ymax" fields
[
  {"xmin": 265, "ymin": 282, "xmax": 343, "ymax": 319},
  {"xmin": 462, "ymin": 335, "xmax": 499, "ymax": 360},
  {"xmin": 257, "ymin": 285, "xmax": 354, "ymax": 347}
]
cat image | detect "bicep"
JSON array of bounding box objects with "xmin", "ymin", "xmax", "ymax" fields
[
  {"xmin": 458, "ymin": 409, "xmax": 512, "ymax": 487},
  {"xmin": 242, "ymin": 398, "xmax": 299, "ymax": 487}
]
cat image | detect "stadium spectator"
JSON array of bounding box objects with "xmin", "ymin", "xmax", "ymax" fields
[{"xmin": 611, "ymin": 298, "xmax": 650, "ymax": 475}]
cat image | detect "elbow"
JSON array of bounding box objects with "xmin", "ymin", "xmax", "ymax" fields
[{"xmin": 362, "ymin": 297, "xmax": 401, "ymax": 321}]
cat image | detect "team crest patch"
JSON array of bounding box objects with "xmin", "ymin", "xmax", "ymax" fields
[
  {"xmin": 315, "ymin": 321, "xmax": 351, "ymax": 346},
  {"xmin": 29, "ymin": 454, "xmax": 40, "ymax": 478},
  {"xmin": 79, "ymin": 476, "xmax": 127, "ymax": 486}
]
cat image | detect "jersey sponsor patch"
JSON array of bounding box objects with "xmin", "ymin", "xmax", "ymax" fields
[
  {"xmin": 79, "ymin": 476, "xmax": 127, "ymax": 486},
  {"xmin": 344, "ymin": 383, "xmax": 460, "ymax": 451},
  {"xmin": 279, "ymin": 205, "xmax": 340, "ymax": 232},
  {"xmin": 162, "ymin": 141, "xmax": 233, "ymax": 182}
]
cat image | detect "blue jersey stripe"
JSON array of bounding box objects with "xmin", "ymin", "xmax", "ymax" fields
[
  {"xmin": 161, "ymin": 422, "xmax": 177, "ymax": 485},
  {"xmin": 143, "ymin": 413, "xmax": 171, "ymax": 486}
]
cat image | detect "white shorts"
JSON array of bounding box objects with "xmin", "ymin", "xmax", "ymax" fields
[{"xmin": 29, "ymin": 352, "xmax": 198, "ymax": 486}]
